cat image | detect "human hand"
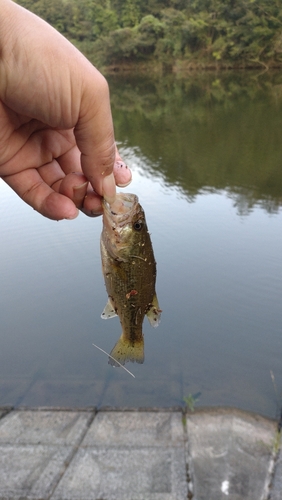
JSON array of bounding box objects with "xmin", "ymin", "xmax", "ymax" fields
[{"xmin": 0, "ymin": 0, "xmax": 131, "ymax": 220}]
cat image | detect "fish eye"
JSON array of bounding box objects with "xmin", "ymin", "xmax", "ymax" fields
[{"xmin": 133, "ymin": 220, "xmax": 143, "ymax": 231}]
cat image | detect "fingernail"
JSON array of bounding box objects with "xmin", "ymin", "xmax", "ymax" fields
[
  {"xmin": 102, "ymin": 173, "xmax": 116, "ymax": 205},
  {"xmin": 114, "ymin": 161, "xmax": 132, "ymax": 188},
  {"xmin": 73, "ymin": 181, "xmax": 88, "ymax": 202},
  {"xmin": 117, "ymin": 171, "xmax": 132, "ymax": 188},
  {"xmin": 90, "ymin": 209, "xmax": 103, "ymax": 217}
]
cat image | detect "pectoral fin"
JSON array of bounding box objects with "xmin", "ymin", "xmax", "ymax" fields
[
  {"xmin": 109, "ymin": 333, "xmax": 144, "ymax": 366},
  {"xmin": 101, "ymin": 299, "xmax": 117, "ymax": 320},
  {"xmin": 146, "ymin": 294, "xmax": 161, "ymax": 328}
]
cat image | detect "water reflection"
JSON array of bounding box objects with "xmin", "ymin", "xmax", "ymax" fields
[
  {"xmin": 109, "ymin": 70, "xmax": 282, "ymax": 214},
  {"xmin": 1, "ymin": 72, "xmax": 282, "ymax": 418}
]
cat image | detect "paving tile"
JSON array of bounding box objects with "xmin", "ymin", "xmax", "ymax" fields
[
  {"xmin": 0, "ymin": 410, "xmax": 94, "ymax": 500},
  {"xmin": 0, "ymin": 407, "xmax": 278, "ymax": 500},
  {"xmin": 0, "ymin": 409, "xmax": 93, "ymax": 445},
  {"xmin": 270, "ymin": 432, "xmax": 282, "ymax": 500},
  {"xmin": 50, "ymin": 447, "xmax": 188, "ymax": 500},
  {"xmin": 81, "ymin": 411, "xmax": 184, "ymax": 447},
  {"xmin": 0, "ymin": 444, "xmax": 73, "ymax": 500},
  {"xmin": 51, "ymin": 411, "xmax": 188, "ymax": 500},
  {"xmin": 186, "ymin": 408, "xmax": 276, "ymax": 500}
]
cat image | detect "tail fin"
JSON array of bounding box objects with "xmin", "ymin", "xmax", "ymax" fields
[{"xmin": 108, "ymin": 333, "xmax": 144, "ymax": 366}]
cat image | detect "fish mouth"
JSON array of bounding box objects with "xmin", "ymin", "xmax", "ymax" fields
[{"xmin": 103, "ymin": 193, "xmax": 139, "ymax": 228}]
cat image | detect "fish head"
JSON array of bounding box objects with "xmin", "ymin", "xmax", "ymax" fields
[{"xmin": 102, "ymin": 193, "xmax": 148, "ymax": 261}]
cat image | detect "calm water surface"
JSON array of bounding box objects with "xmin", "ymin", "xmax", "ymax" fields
[{"xmin": 1, "ymin": 71, "xmax": 282, "ymax": 417}]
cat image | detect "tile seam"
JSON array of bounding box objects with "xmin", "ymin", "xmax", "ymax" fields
[{"xmin": 46, "ymin": 409, "xmax": 97, "ymax": 500}]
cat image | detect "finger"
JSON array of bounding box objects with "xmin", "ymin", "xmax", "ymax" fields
[
  {"xmin": 37, "ymin": 159, "xmax": 105, "ymax": 216},
  {"xmin": 74, "ymin": 71, "xmax": 117, "ymax": 204},
  {"xmin": 36, "ymin": 140, "xmax": 132, "ymax": 193},
  {"xmin": 0, "ymin": 128, "xmax": 76, "ymax": 177},
  {"xmin": 82, "ymin": 190, "xmax": 104, "ymax": 217},
  {"xmin": 56, "ymin": 150, "xmax": 131, "ymax": 215},
  {"xmin": 58, "ymin": 173, "xmax": 103, "ymax": 216},
  {"xmin": 114, "ymin": 160, "xmax": 132, "ymax": 188},
  {"xmin": 56, "ymin": 157, "xmax": 132, "ymax": 216},
  {"xmin": 59, "ymin": 173, "xmax": 88, "ymax": 208},
  {"xmin": 55, "ymin": 144, "xmax": 82, "ymax": 176},
  {"xmin": 4, "ymin": 168, "xmax": 79, "ymax": 220},
  {"xmin": 113, "ymin": 144, "xmax": 132, "ymax": 187},
  {"xmin": 37, "ymin": 147, "xmax": 83, "ymax": 192},
  {"xmin": 33, "ymin": 157, "xmax": 88, "ymax": 209}
]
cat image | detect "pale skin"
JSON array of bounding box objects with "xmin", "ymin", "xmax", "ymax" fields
[{"xmin": 0, "ymin": 0, "xmax": 132, "ymax": 220}]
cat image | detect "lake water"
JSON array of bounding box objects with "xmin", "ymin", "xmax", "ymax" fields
[{"xmin": 1, "ymin": 70, "xmax": 282, "ymax": 418}]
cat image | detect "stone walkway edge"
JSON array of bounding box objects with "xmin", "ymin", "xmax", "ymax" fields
[{"xmin": 0, "ymin": 405, "xmax": 281, "ymax": 500}]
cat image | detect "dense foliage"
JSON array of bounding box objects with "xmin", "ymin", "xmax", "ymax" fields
[{"xmin": 16, "ymin": 0, "xmax": 282, "ymax": 68}]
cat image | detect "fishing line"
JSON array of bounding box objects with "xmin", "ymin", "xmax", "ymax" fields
[{"xmin": 92, "ymin": 343, "xmax": 136, "ymax": 378}]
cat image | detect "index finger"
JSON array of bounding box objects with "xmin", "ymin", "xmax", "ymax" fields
[{"xmin": 74, "ymin": 69, "xmax": 117, "ymax": 204}]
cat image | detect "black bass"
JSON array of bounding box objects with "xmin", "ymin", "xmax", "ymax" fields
[{"xmin": 100, "ymin": 193, "xmax": 161, "ymax": 365}]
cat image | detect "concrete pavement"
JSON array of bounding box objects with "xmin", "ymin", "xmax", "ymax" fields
[{"xmin": 0, "ymin": 406, "xmax": 281, "ymax": 500}]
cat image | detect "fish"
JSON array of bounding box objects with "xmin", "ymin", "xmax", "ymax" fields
[{"xmin": 100, "ymin": 193, "xmax": 161, "ymax": 366}]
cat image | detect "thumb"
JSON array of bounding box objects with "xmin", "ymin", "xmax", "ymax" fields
[{"xmin": 74, "ymin": 69, "xmax": 116, "ymax": 204}]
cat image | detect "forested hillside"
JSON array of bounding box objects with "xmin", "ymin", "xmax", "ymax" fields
[{"xmin": 16, "ymin": 0, "xmax": 282, "ymax": 69}]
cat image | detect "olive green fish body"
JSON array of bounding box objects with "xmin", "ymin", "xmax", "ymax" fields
[{"xmin": 100, "ymin": 193, "xmax": 161, "ymax": 365}]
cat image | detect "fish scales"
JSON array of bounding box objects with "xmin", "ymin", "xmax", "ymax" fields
[
  {"xmin": 101, "ymin": 236, "xmax": 156, "ymax": 335},
  {"xmin": 100, "ymin": 193, "xmax": 161, "ymax": 366}
]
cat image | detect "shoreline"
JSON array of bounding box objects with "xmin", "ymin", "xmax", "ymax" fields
[{"xmin": 91, "ymin": 59, "xmax": 282, "ymax": 75}]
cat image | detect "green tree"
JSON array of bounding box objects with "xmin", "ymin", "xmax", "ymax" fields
[
  {"xmin": 94, "ymin": 27, "xmax": 136, "ymax": 64},
  {"xmin": 136, "ymin": 15, "xmax": 164, "ymax": 54},
  {"xmin": 16, "ymin": 0, "xmax": 68, "ymax": 33},
  {"xmin": 155, "ymin": 8, "xmax": 187, "ymax": 59},
  {"xmin": 15, "ymin": 0, "xmax": 282, "ymax": 68},
  {"xmin": 120, "ymin": 0, "xmax": 142, "ymax": 27}
]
